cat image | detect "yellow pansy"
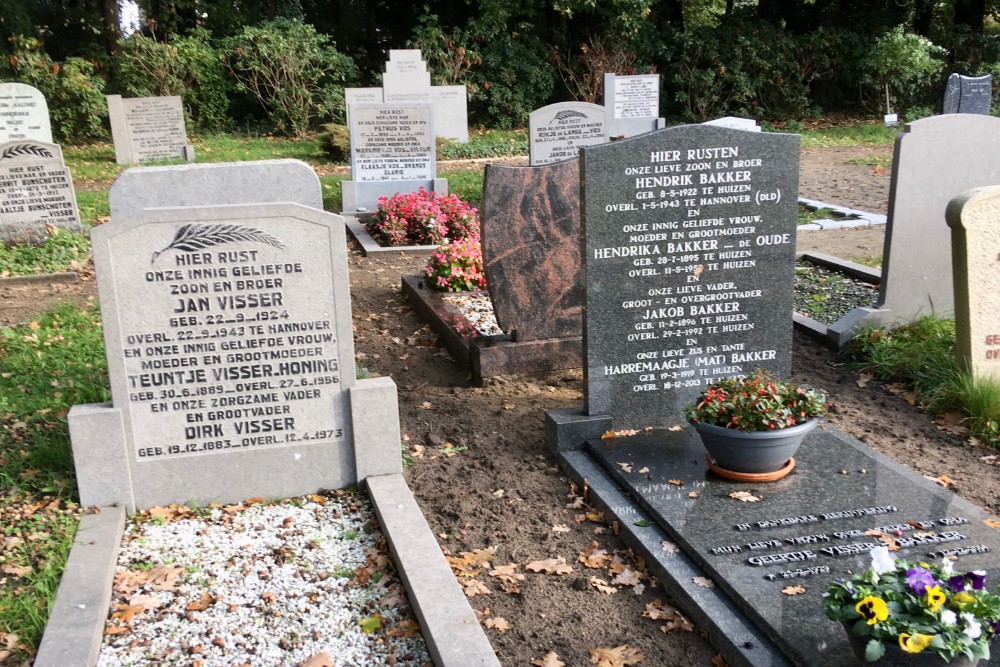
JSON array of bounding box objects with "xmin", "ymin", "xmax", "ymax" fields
[
  {"xmin": 926, "ymin": 584, "xmax": 946, "ymax": 612},
  {"xmin": 856, "ymin": 596, "xmax": 889, "ymax": 625},
  {"xmin": 952, "ymin": 592, "xmax": 976, "ymax": 609},
  {"xmin": 899, "ymin": 633, "xmax": 934, "ymax": 653}
]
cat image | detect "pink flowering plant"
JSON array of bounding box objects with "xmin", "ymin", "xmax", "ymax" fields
[
  {"xmin": 824, "ymin": 546, "xmax": 1000, "ymax": 662},
  {"xmin": 684, "ymin": 369, "xmax": 827, "ymax": 431},
  {"xmin": 425, "ymin": 234, "xmax": 487, "ymax": 292},
  {"xmin": 367, "ymin": 188, "xmax": 479, "ymax": 247}
]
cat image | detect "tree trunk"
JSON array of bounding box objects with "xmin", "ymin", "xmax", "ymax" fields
[{"xmin": 102, "ymin": 0, "xmax": 121, "ymax": 56}]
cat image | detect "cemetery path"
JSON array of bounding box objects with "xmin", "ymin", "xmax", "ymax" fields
[{"xmin": 7, "ymin": 144, "xmax": 1000, "ymax": 666}]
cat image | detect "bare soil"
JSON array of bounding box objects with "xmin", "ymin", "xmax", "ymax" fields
[{"xmin": 5, "ymin": 146, "xmax": 1000, "ymax": 667}]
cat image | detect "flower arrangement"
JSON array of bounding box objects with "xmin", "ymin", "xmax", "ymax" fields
[
  {"xmin": 367, "ymin": 188, "xmax": 479, "ymax": 247},
  {"xmin": 824, "ymin": 546, "xmax": 1000, "ymax": 663},
  {"xmin": 684, "ymin": 369, "xmax": 827, "ymax": 432},
  {"xmin": 425, "ymin": 234, "xmax": 487, "ymax": 292}
]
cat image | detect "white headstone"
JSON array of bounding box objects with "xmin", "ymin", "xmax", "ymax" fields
[
  {"xmin": 0, "ymin": 140, "xmax": 82, "ymax": 244},
  {"xmin": 0, "ymin": 83, "xmax": 53, "ymax": 143},
  {"xmin": 431, "ymin": 85, "xmax": 469, "ymax": 143},
  {"xmin": 604, "ymin": 73, "xmax": 663, "ymax": 138},
  {"xmin": 703, "ymin": 117, "xmax": 762, "ymax": 132},
  {"xmin": 107, "ymin": 94, "xmax": 194, "ymax": 165},
  {"xmin": 383, "ymin": 51, "xmax": 432, "ymax": 104},
  {"xmin": 529, "ymin": 102, "xmax": 607, "ymax": 165}
]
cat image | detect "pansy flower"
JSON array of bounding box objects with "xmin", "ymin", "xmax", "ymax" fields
[
  {"xmin": 899, "ymin": 633, "xmax": 934, "ymax": 653},
  {"xmin": 856, "ymin": 596, "xmax": 889, "ymax": 625},
  {"xmin": 907, "ymin": 567, "xmax": 937, "ymax": 594},
  {"xmin": 967, "ymin": 571, "xmax": 987, "ymax": 591},
  {"xmin": 926, "ymin": 584, "xmax": 946, "ymax": 612},
  {"xmin": 948, "ymin": 574, "xmax": 967, "ymax": 593}
]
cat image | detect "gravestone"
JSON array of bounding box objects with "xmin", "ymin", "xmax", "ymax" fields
[
  {"xmin": 703, "ymin": 116, "xmax": 761, "ymax": 132},
  {"xmin": 528, "ymin": 102, "xmax": 607, "ymax": 166},
  {"xmin": 431, "ymin": 85, "xmax": 469, "ymax": 143},
  {"xmin": 0, "ymin": 140, "xmax": 82, "ymax": 245},
  {"xmin": 341, "ymin": 103, "xmax": 447, "ymax": 214},
  {"xmin": 862, "ymin": 115, "xmax": 1000, "ymax": 327},
  {"xmin": 948, "ymin": 185, "xmax": 1000, "ymax": 382},
  {"xmin": 579, "ymin": 124, "xmax": 800, "ymax": 428},
  {"xmin": 69, "ymin": 202, "xmax": 403, "ymax": 511},
  {"xmin": 603, "ymin": 73, "xmax": 664, "ymax": 139},
  {"xmin": 942, "ymin": 73, "xmax": 993, "ymax": 115},
  {"xmin": 382, "ymin": 49, "xmax": 432, "ymax": 103},
  {"xmin": 0, "ymin": 82, "xmax": 53, "ymax": 143},
  {"xmin": 107, "ymin": 94, "xmax": 195, "ymax": 165},
  {"xmin": 482, "ymin": 159, "xmax": 582, "ymax": 340},
  {"xmin": 109, "ymin": 159, "xmax": 323, "ymax": 219}
]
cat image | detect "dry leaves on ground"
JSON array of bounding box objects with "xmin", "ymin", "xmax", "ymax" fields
[
  {"xmin": 525, "ymin": 557, "xmax": 574, "ymax": 575},
  {"xmin": 589, "ymin": 645, "xmax": 646, "ymax": 667},
  {"xmin": 532, "ymin": 651, "xmax": 566, "ymax": 667},
  {"xmin": 729, "ymin": 491, "xmax": 762, "ymax": 503},
  {"xmin": 782, "ymin": 585, "xmax": 807, "ymax": 596}
]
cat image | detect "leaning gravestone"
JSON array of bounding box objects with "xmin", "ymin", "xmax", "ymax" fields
[
  {"xmin": 942, "ymin": 73, "xmax": 993, "ymax": 115},
  {"xmin": 948, "ymin": 185, "xmax": 1000, "ymax": 383},
  {"xmin": 603, "ymin": 73, "xmax": 664, "ymax": 139},
  {"xmin": 859, "ymin": 115, "xmax": 1000, "ymax": 327},
  {"xmin": 528, "ymin": 102, "xmax": 607, "ymax": 166},
  {"xmin": 70, "ymin": 202, "xmax": 403, "ymax": 511},
  {"xmin": 107, "ymin": 94, "xmax": 195, "ymax": 165},
  {"xmin": 0, "ymin": 140, "xmax": 82, "ymax": 245},
  {"xmin": 108, "ymin": 159, "xmax": 323, "ymax": 219},
  {"xmin": 341, "ymin": 103, "xmax": 446, "ymax": 214},
  {"xmin": 0, "ymin": 82, "xmax": 53, "ymax": 143}
]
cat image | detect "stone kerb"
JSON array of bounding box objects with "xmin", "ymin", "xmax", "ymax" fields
[
  {"xmin": 947, "ymin": 185, "xmax": 1000, "ymax": 381},
  {"xmin": 0, "ymin": 139, "xmax": 82, "ymax": 245},
  {"xmin": 108, "ymin": 159, "xmax": 323, "ymax": 219},
  {"xmin": 528, "ymin": 102, "xmax": 607, "ymax": 166},
  {"xmin": 107, "ymin": 94, "xmax": 195, "ymax": 165},
  {"xmin": 0, "ymin": 82, "xmax": 53, "ymax": 143},
  {"xmin": 71, "ymin": 203, "xmax": 401, "ymax": 511}
]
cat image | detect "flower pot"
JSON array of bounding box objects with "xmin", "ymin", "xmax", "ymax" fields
[
  {"xmin": 841, "ymin": 622, "xmax": 981, "ymax": 666},
  {"xmin": 690, "ymin": 418, "xmax": 817, "ymax": 475}
]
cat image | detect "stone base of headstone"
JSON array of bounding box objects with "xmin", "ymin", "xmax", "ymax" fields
[
  {"xmin": 401, "ymin": 276, "xmax": 583, "ymax": 383},
  {"xmin": 791, "ymin": 252, "xmax": 883, "ymax": 348},
  {"xmin": 547, "ymin": 418, "xmax": 1000, "ymax": 667},
  {"xmin": 340, "ymin": 178, "xmax": 448, "ymax": 215},
  {"xmin": 344, "ymin": 215, "xmax": 439, "ymax": 256}
]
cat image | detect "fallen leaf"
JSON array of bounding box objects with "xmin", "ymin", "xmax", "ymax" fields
[
  {"xmin": 359, "ymin": 615, "xmax": 381, "ymax": 634},
  {"xmin": 552, "ymin": 524, "xmax": 571, "ymax": 533},
  {"xmin": 461, "ymin": 578, "xmax": 491, "ymax": 597},
  {"xmin": 419, "ymin": 401, "xmax": 433, "ymax": 409},
  {"xmin": 185, "ymin": 591, "xmax": 214, "ymax": 611},
  {"xmin": 589, "ymin": 644, "xmax": 646, "ymax": 667},
  {"xmin": 492, "ymin": 489, "xmax": 505, "ymax": 498},
  {"xmin": 661, "ymin": 541, "xmax": 679, "ymax": 554},
  {"xmin": 661, "ymin": 613, "xmax": 695, "ymax": 633},
  {"xmin": 591, "ymin": 577, "xmax": 617, "ymax": 594},
  {"xmin": 688, "ymin": 491, "xmax": 699, "ymax": 499},
  {"xmin": 693, "ymin": 264, "xmax": 705, "ymax": 279},
  {"xmin": 579, "ymin": 542, "xmax": 612, "ymax": 569},
  {"xmin": 728, "ymin": 491, "xmax": 762, "ymax": 503},
  {"xmin": 612, "ymin": 567, "xmax": 643, "ymax": 587},
  {"xmin": 488, "ymin": 564, "xmax": 525, "ymax": 594},
  {"xmin": 586, "ymin": 511, "xmax": 605, "ymax": 523},
  {"xmin": 667, "ymin": 424, "xmax": 683, "ymax": 432},
  {"xmin": 633, "ymin": 518, "xmax": 651, "ymax": 527},
  {"xmin": 985, "ymin": 518, "xmax": 1000, "ymax": 529},
  {"xmin": 782, "ymin": 585, "xmax": 807, "ymax": 596},
  {"xmin": 642, "ymin": 599, "xmax": 674, "ymax": 620},
  {"xmin": 638, "ymin": 466, "xmax": 650, "ymax": 474},
  {"xmin": 298, "ymin": 652, "xmax": 334, "ymax": 667},
  {"xmin": 485, "ymin": 617, "xmax": 511, "ymax": 632},
  {"xmin": 617, "ymin": 462, "xmax": 634, "ymax": 473},
  {"xmin": 525, "ymin": 557, "xmax": 573, "ymax": 575},
  {"xmin": 668, "ymin": 479, "xmax": 683, "ymax": 487},
  {"xmin": 532, "ymin": 651, "xmax": 566, "ymax": 667},
  {"xmin": 692, "ymin": 576, "xmax": 715, "ymax": 588},
  {"xmin": 712, "ymin": 654, "xmax": 728, "ymax": 667},
  {"xmin": 601, "ymin": 429, "xmax": 640, "ymax": 439},
  {"xmin": 934, "ymin": 475, "xmax": 955, "ymax": 488},
  {"xmin": 856, "ymin": 373, "xmax": 873, "ymax": 388},
  {"xmin": 1, "ymin": 564, "xmax": 30, "ymax": 577}
]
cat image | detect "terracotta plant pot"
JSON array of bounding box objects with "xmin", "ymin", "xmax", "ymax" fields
[
  {"xmin": 841, "ymin": 622, "xmax": 981, "ymax": 666},
  {"xmin": 690, "ymin": 418, "xmax": 818, "ymax": 475}
]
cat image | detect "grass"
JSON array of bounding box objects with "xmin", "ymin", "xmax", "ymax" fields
[
  {"xmin": 847, "ymin": 155, "xmax": 893, "ymax": 168},
  {"xmin": 797, "ymin": 205, "xmax": 837, "ymax": 226},
  {"xmin": 0, "ymin": 228, "xmax": 91, "ymax": 277}
]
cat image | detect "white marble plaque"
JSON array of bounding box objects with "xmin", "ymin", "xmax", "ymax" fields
[
  {"xmin": 108, "ymin": 95, "xmax": 190, "ymax": 164},
  {"xmin": 0, "ymin": 140, "xmax": 81, "ymax": 243},
  {"xmin": 612, "ymin": 75, "xmax": 659, "ymax": 119},
  {"xmin": 349, "ymin": 104, "xmax": 435, "ymax": 182},
  {"xmin": 0, "ymin": 83, "xmax": 53, "ymax": 143}
]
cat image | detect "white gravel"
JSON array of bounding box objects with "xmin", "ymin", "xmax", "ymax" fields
[
  {"xmin": 442, "ymin": 293, "xmax": 503, "ymax": 336},
  {"xmin": 96, "ymin": 492, "xmax": 431, "ymax": 667}
]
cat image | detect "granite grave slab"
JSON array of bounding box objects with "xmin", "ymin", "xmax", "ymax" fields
[
  {"xmin": 0, "ymin": 140, "xmax": 82, "ymax": 245},
  {"xmin": 580, "ymin": 125, "xmax": 800, "ymax": 429},
  {"xmin": 0, "ymin": 82, "xmax": 52, "ymax": 143},
  {"xmin": 948, "ymin": 185, "xmax": 1000, "ymax": 382},
  {"xmin": 529, "ymin": 102, "xmax": 607, "ymax": 165},
  {"xmin": 943, "ymin": 73, "xmax": 993, "ymax": 115},
  {"xmin": 108, "ymin": 159, "xmax": 323, "ymax": 219},
  {"xmin": 603, "ymin": 73, "xmax": 664, "ymax": 139},
  {"xmin": 586, "ymin": 425, "xmax": 1000, "ymax": 666},
  {"xmin": 107, "ymin": 94, "xmax": 194, "ymax": 164}
]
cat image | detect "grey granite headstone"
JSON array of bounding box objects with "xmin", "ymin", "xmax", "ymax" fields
[
  {"xmin": 0, "ymin": 140, "xmax": 82, "ymax": 245},
  {"xmin": 528, "ymin": 102, "xmax": 607, "ymax": 166},
  {"xmin": 341, "ymin": 103, "xmax": 447, "ymax": 213},
  {"xmin": 868, "ymin": 115, "xmax": 1000, "ymax": 325},
  {"xmin": 0, "ymin": 83, "xmax": 53, "ymax": 143},
  {"xmin": 582, "ymin": 124, "xmax": 800, "ymax": 429},
  {"xmin": 942, "ymin": 73, "xmax": 993, "ymax": 115},
  {"xmin": 107, "ymin": 94, "xmax": 194, "ymax": 165},
  {"xmin": 108, "ymin": 160, "xmax": 323, "ymax": 219},
  {"xmin": 70, "ymin": 202, "xmax": 403, "ymax": 511},
  {"xmin": 948, "ymin": 185, "xmax": 1000, "ymax": 382},
  {"xmin": 603, "ymin": 73, "xmax": 664, "ymax": 139}
]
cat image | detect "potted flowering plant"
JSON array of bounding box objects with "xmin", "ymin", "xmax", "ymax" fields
[
  {"xmin": 824, "ymin": 546, "xmax": 1000, "ymax": 664},
  {"xmin": 684, "ymin": 369, "xmax": 827, "ymax": 480}
]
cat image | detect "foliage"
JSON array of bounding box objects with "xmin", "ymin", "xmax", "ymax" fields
[
  {"xmin": 866, "ymin": 26, "xmax": 947, "ymax": 110},
  {"xmin": 318, "ymin": 123, "xmax": 351, "ymax": 161},
  {"xmin": 468, "ymin": 32, "xmax": 555, "ymax": 129},
  {"xmin": 425, "ymin": 235, "xmax": 487, "ymax": 292},
  {"xmin": 685, "ymin": 369, "xmax": 827, "ymax": 431},
  {"xmin": 114, "ymin": 29, "xmax": 230, "ymax": 130},
  {"xmin": 408, "ymin": 12, "xmax": 481, "ymax": 87},
  {"xmin": 552, "ymin": 34, "xmax": 645, "ymax": 104},
  {"xmin": 367, "ymin": 188, "xmax": 478, "ymax": 247},
  {"xmin": 0, "ymin": 227, "xmax": 90, "ymax": 277},
  {"xmin": 1, "ymin": 36, "xmax": 107, "ymax": 142},
  {"xmin": 222, "ymin": 19, "xmax": 357, "ymax": 136},
  {"xmin": 824, "ymin": 547, "xmax": 1000, "ymax": 663},
  {"xmin": 436, "ymin": 129, "xmax": 528, "ymax": 160}
]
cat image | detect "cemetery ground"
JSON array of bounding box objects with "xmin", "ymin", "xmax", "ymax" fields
[{"xmin": 3, "ymin": 135, "xmax": 1000, "ymax": 666}]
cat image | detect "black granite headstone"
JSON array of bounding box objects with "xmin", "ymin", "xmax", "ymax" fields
[
  {"xmin": 581, "ymin": 125, "xmax": 800, "ymax": 429},
  {"xmin": 942, "ymin": 73, "xmax": 993, "ymax": 115}
]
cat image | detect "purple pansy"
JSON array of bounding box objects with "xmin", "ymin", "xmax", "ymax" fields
[
  {"xmin": 949, "ymin": 574, "xmax": 968, "ymax": 593},
  {"xmin": 907, "ymin": 568, "xmax": 937, "ymax": 595},
  {"xmin": 968, "ymin": 571, "xmax": 987, "ymax": 591}
]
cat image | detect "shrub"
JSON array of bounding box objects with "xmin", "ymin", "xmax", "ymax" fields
[
  {"xmin": 425, "ymin": 235, "xmax": 487, "ymax": 292},
  {"xmin": 318, "ymin": 123, "xmax": 350, "ymax": 161},
  {"xmin": 222, "ymin": 19, "xmax": 357, "ymax": 136},
  {"xmin": 866, "ymin": 26, "xmax": 946, "ymax": 110},
  {"xmin": 367, "ymin": 189, "xmax": 478, "ymax": 247},
  {"xmin": 468, "ymin": 33, "xmax": 555, "ymax": 129},
  {"xmin": 2, "ymin": 36, "xmax": 106, "ymax": 142},
  {"xmin": 114, "ymin": 29, "xmax": 230, "ymax": 131}
]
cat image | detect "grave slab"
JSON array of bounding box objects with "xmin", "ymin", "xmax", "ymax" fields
[
  {"xmin": 344, "ymin": 215, "xmax": 440, "ymax": 256},
  {"xmin": 0, "ymin": 140, "xmax": 82, "ymax": 245},
  {"xmin": 942, "ymin": 73, "xmax": 993, "ymax": 115},
  {"xmin": 107, "ymin": 94, "xmax": 193, "ymax": 164},
  {"xmin": 0, "ymin": 82, "xmax": 53, "ymax": 143},
  {"xmin": 528, "ymin": 102, "xmax": 607, "ymax": 165},
  {"xmin": 948, "ymin": 185, "xmax": 1000, "ymax": 381},
  {"xmin": 581, "ymin": 425, "xmax": 1000, "ymax": 666},
  {"xmin": 109, "ymin": 159, "xmax": 323, "ymax": 219}
]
